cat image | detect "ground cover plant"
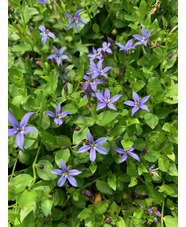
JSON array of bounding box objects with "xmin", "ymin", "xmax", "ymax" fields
[{"xmin": 8, "ymin": 0, "xmax": 178, "ymax": 226}]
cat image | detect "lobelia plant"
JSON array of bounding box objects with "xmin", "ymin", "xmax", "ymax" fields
[{"xmin": 8, "ymin": 1, "xmax": 178, "ymax": 226}]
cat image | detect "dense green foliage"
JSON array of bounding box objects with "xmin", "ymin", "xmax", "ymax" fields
[{"xmin": 8, "ymin": 0, "xmax": 178, "ymax": 226}]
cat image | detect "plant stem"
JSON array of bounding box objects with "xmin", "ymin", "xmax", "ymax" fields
[
  {"xmin": 10, "ymin": 158, "xmax": 18, "ymax": 180},
  {"xmin": 29, "ymin": 144, "xmax": 42, "ymax": 189},
  {"xmin": 101, "ymin": 1, "xmax": 114, "ymax": 30},
  {"xmin": 161, "ymin": 200, "xmax": 165, "ymax": 227}
]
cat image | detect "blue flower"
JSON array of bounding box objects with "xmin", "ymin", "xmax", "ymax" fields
[
  {"xmin": 48, "ymin": 46, "xmax": 69, "ymax": 66},
  {"xmin": 116, "ymin": 39, "xmax": 135, "ymax": 55},
  {"xmin": 8, "ymin": 111, "xmax": 36, "ymax": 151},
  {"xmin": 51, "ymin": 159, "xmax": 82, "ymax": 187},
  {"xmin": 114, "ymin": 146, "xmax": 140, "ymax": 162},
  {"xmin": 76, "ymin": 130, "xmax": 108, "ymax": 162},
  {"xmin": 87, "ymin": 47, "xmax": 103, "ymax": 61},
  {"xmin": 124, "ymin": 92, "xmax": 151, "ymax": 116},
  {"xmin": 56, "ymin": 65, "xmax": 69, "ymax": 83},
  {"xmin": 65, "ymin": 9, "xmax": 87, "ymax": 33},
  {"xmin": 133, "ymin": 26, "xmax": 154, "ymax": 46},
  {"xmin": 86, "ymin": 60, "xmax": 112, "ymax": 78},
  {"xmin": 44, "ymin": 102, "xmax": 71, "ymax": 125},
  {"xmin": 97, "ymin": 42, "xmax": 113, "ymax": 54},
  {"xmin": 39, "ymin": 25, "xmax": 56, "ymax": 44},
  {"xmin": 96, "ymin": 89, "xmax": 122, "ymax": 111},
  {"xmin": 83, "ymin": 75, "xmax": 104, "ymax": 93}
]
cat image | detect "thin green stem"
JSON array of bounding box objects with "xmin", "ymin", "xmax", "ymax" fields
[
  {"xmin": 138, "ymin": 176, "xmax": 145, "ymax": 184},
  {"xmin": 29, "ymin": 144, "xmax": 42, "ymax": 189},
  {"xmin": 101, "ymin": 1, "xmax": 114, "ymax": 30},
  {"xmin": 161, "ymin": 200, "xmax": 165, "ymax": 227},
  {"xmin": 10, "ymin": 158, "xmax": 18, "ymax": 180}
]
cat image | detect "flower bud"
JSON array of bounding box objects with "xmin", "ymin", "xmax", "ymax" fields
[
  {"xmin": 84, "ymin": 190, "xmax": 93, "ymax": 198},
  {"xmin": 105, "ymin": 218, "xmax": 111, "ymax": 223},
  {"xmin": 75, "ymin": 127, "xmax": 81, "ymax": 131},
  {"xmin": 36, "ymin": 61, "xmax": 41, "ymax": 65},
  {"xmin": 64, "ymin": 83, "xmax": 68, "ymax": 93},
  {"xmin": 44, "ymin": 217, "xmax": 49, "ymax": 222},
  {"xmin": 39, "ymin": 164, "xmax": 44, "ymax": 169},
  {"xmin": 25, "ymin": 186, "xmax": 28, "ymax": 190},
  {"xmin": 168, "ymin": 53, "xmax": 173, "ymax": 59},
  {"xmin": 123, "ymin": 88, "xmax": 128, "ymax": 93},
  {"xmin": 107, "ymin": 36, "xmax": 114, "ymax": 44},
  {"xmin": 141, "ymin": 147, "xmax": 147, "ymax": 154},
  {"xmin": 147, "ymin": 221, "xmax": 151, "ymax": 226},
  {"xmin": 48, "ymin": 195, "xmax": 52, "ymax": 199},
  {"xmin": 111, "ymin": 29, "xmax": 117, "ymax": 35}
]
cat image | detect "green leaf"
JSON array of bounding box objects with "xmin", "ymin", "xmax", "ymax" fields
[
  {"xmin": 89, "ymin": 162, "xmax": 97, "ymax": 174},
  {"xmin": 36, "ymin": 160, "xmax": 57, "ymax": 181},
  {"xmin": 110, "ymin": 201, "xmax": 120, "ymax": 215},
  {"xmin": 128, "ymin": 177, "xmax": 138, "ymax": 187},
  {"xmin": 116, "ymin": 217, "xmax": 126, "ymax": 227},
  {"xmin": 95, "ymin": 200, "xmax": 109, "ymax": 214},
  {"xmin": 96, "ymin": 111, "xmax": 119, "ymax": 126},
  {"xmin": 144, "ymin": 151, "xmax": 160, "ymax": 162},
  {"xmin": 78, "ymin": 207, "xmax": 92, "ymax": 220},
  {"xmin": 158, "ymin": 184, "xmax": 174, "ymax": 195},
  {"xmin": 144, "ymin": 113, "xmax": 159, "ymax": 129},
  {"xmin": 55, "ymin": 149, "xmax": 71, "ymax": 168},
  {"xmin": 96, "ymin": 180, "xmax": 113, "ymax": 195},
  {"xmin": 121, "ymin": 140, "xmax": 133, "ymax": 150},
  {"xmin": 18, "ymin": 190, "xmax": 37, "ymax": 222},
  {"xmin": 21, "ymin": 211, "xmax": 35, "ymax": 227},
  {"xmin": 107, "ymin": 175, "xmax": 116, "ymax": 190},
  {"xmin": 56, "ymin": 135, "xmax": 71, "ymax": 147},
  {"xmin": 158, "ymin": 157, "xmax": 170, "ymax": 172},
  {"xmin": 63, "ymin": 103, "xmax": 78, "ymax": 114},
  {"xmin": 8, "ymin": 174, "xmax": 33, "ymax": 193},
  {"xmin": 132, "ymin": 80, "xmax": 146, "ymax": 92},
  {"xmin": 40, "ymin": 131, "xmax": 57, "ymax": 150},
  {"xmin": 41, "ymin": 198, "xmax": 54, "ymax": 216},
  {"xmin": 164, "ymin": 215, "xmax": 178, "ymax": 227},
  {"xmin": 147, "ymin": 77, "xmax": 162, "ymax": 95},
  {"xmin": 73, "ymin": 127, "xmax": 88, "ymax": 144}
]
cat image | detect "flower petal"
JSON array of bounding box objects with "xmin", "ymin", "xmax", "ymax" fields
[
  {"xmin": 87, "ymin": 130, "xmax": 94, "ymax": 144},
  {"xmin": 140, "ymin": 105, "xmax": 149, "ymax": 112},
  {"xmin": 47, "ymin": 54, "xmax": 56, "ymax": 59},
  {"xmin": 44, "ymin": 111, "xmax": 55, "ymax": 117},
  {"xmin": 68, "ymin": 169, "xmax": 82, "ymax": 176},
  {"xmin": 96, "ymin": 145, "xmax": 108, "ymax": 155},
  {"xmin": 140, "ymin": 95, "xmax": 151, "ymax": 104},
  {"xmin": 147, "ymin": 29, "xmax": 154, "ymax": 38},
  {"xmin": 104, "ymin": 89, "xmax": 110, "ymax": 100},
  {"xmin": 57, "ymin": 175, "xmax": 66, "ymax": 187},
  {"xmin": 126, "ymin": 39, "xmax": 133, "ymax": 48},
  {"xmin": 95, "ymin": 137, "xmax": 107, "ymax": 145},
  {"xmin": 55, "ymin": 103, "xmax": 61, "ymax": 115},
  {"xmin": 96, "ymin": 93, "xmax": 105, "ymax": 102},
  {"xmin": 67, "ymin": 175, "xmax": 77, "ymax": 187},
  {"xmin": 84, "ymin": 75, "xmax": 91, "ymax": 81},
  {"xmin": 128, "ymin": 146, "xmax": 134, "ymax": 152},
  {"xmin": 41, "ymin": 35, "xmax": 48, "ymax": 44},
  {"xmin": 54, "ymin": 118, "xmax": 63, "ymax": 125},
  {"xmin": 131, "ymin": 106, "xmax": 139, "ymax": 116},
  {"xmin": 132, "ymin": 92, "xmax": 139, "ymax": 103},
  {"xmin": 8, "ymin": 111, "xmax": 19, "ymax": 128},
  {"xmin": 75, "ymin": 9, "xmax": 83, "ymax": 18},
  {"xmin": 53, "ymin": 46, "xmax": 59, "ymax": 55},
  {"xmin": 77, "ymin": 145, "xmax": 91, "ymax": 153},
  {"xmin": 110, "ymin": 95, "xmax": 122, "ymax": 103},
  {"xmin": 116, "ymin": 43, "xmax": 126, "ymax": 50},
  {"xmin": 51, "ymin": 169, "xmax": 63, "ymax": 175},
  {"xmin": 133, "ymin": 34, "xmax": 143, "ymax": 41},
  {"xmin": 8, "ymin": 128, "xmax": 17, "ymax": 136},
  {"xmin": 60, "ymin": 111, "xmax": 71, "ymax": 118},
  {"xmin": 96, "ymin": 102, "xmax": 106, "ymax": 110},
  {"xmin": 65, "ymin": 11, "xmax": 74, "ymax": 19},
  {"xmin": 89, "ymin": 148, "xmax": 96, "ymax": 162},
  {"xmin": 107, "ymin": 103, "xmax": 117, "ymax": 110},
  {"xmin": 59, "ymin": 47, "xmax": 65, "ymax": 55},
  {"xmin": 90, "ymin": 83, "xmax": 97, "ymax": 92},
  {"xmin": 60, "ymin": 159, "xmax": 68, "ymax": 171},
  {"xmin": 114, "ymin": 148, "xmax": 125, "ymax": 154},
  {"xmin": 124, "ymin": 100, "xmax": 135, "ymax": 106},
  {"xmin": 75, "ymin": 22, "xmax": 79, "ymax": 33},
  {"xmin": 48, "ymin": 32, "xmax": 56, "ymax": 39},
  {"xmin": 16, "ymin": 132, "xmax": 24, "ymax": 151},
  {"xmin": 128, "ymin": 152, "xmax": 140, "ymax": 161},
  {"xmin": 119, "ymin": 153, "xmax": 128, "ymax": 163},
  {"xmin": 20, "ymin": 112, "xmax": 35, "ymax": 127},
  {"xmin": 39, "ymin": 25, "xmax": 46, "ymax": 32},
  {"xmin": 67, "ymin": 21, "xmax": 75, "ymax": 30},
  {"xmin": 103, "ymin": 66, "xmax": 112, "ymax": 73},
  {"xmin": 78, "ymin": 19, "xmax": 87, "ymax": 25},
  {"xmin": 142, "ymin": 26, "xmax": 147, "ymax": 37},
  {"xmin": 24, "ymin": 126, "xmax": 37, "ymax": 134}
]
